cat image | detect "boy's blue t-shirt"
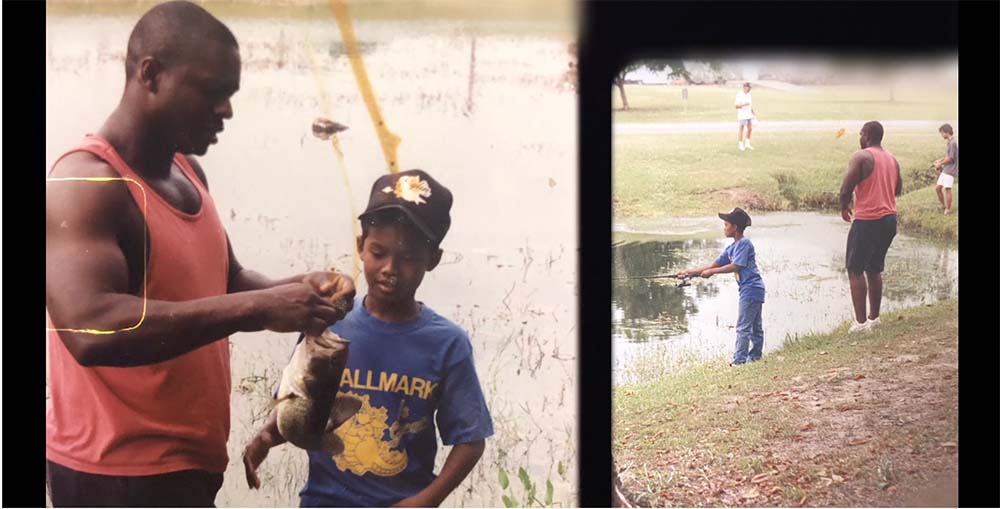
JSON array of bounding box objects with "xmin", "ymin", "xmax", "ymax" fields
[
  {"xmin": 295, "ymin": 297, "xmax": 494, "ymax": 507},
  {"xmin": 714, "ymin": 237, "xmax": 766, "ymax": 302}
]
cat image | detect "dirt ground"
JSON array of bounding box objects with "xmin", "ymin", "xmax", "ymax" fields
[{"xmin": 616, "ymin": 303, "xmax": 958, "ymax": 507}]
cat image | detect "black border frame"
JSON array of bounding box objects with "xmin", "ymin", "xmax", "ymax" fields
[
  {"xmin": 579, "ymin": 1, "xmax": 998, "ymax": 507},
  {"xmin": 5, "ymin": 1, "xmax": 998, "ymax": 507}
]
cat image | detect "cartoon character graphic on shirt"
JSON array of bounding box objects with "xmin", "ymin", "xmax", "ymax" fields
[{"xmin": 331, "ymin": 369, "xmax": 436, "ymax": 476}]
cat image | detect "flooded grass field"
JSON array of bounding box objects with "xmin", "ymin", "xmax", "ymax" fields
[
  {"xmin": 612, "ymin": 212, "xmax": 957, "ymax": 385},
  {"xmin": 46, "ymin": 2, "xmax": 577, "ymax": 506}
]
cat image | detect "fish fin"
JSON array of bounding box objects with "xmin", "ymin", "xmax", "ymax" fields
[
  {"xmin": 322, "ymin": 432, "xmax": 345, "ymax": 456},
  {"xmin": 326, "ymin": 394, "xmax": 362, "ymax": 431},
  {"xmin": 268, "ymin": 392, "xmax": 296, "ymax": 412}
]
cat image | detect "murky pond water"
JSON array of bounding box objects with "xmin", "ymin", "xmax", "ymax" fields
[
  {"xmin": 46, "ymin": 6, "xmax": 577, "ymax": 507},
  {"xmin": 612, "ymin": 212, "xmax": 957, "ymax": 385}
]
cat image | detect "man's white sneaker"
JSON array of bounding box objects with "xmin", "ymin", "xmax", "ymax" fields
[
  {"xmin": 848, "ymin": 320, "xmax": 871, "ymax": 334},
  {"xmin": 739, "ymin": 141, "xmax": 745, "ymax": 151},
  {"xmin": 745, "ymin": 140, "xmax": 754, "ymax": 150},
  {"xmin": 867, "ymin": 316, "xmax": 881, "ymax": 329}
]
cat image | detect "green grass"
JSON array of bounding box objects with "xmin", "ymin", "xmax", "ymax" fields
[
  {"xmin": 897, "ymin": 183, "xmax": 958, "ymax": 241},
  {"xmin": 612, "ymin": 84, "xmax": 958, "ymax": 123},
  {"xmin": 614, "ymin": 130, "xmax": 942, "ymax": 214},
  {"xmin": 614, "ymin": 299, "xmax": 959, "ymax": 506},
  {"xmin": 613, "ymin": 130, "xmax": 956, "ymax": 241}
]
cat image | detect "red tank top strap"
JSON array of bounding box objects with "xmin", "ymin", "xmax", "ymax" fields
[
  {"xmin": 48, "ymin": 135, "xmax": 149, "ymax": 218},
  {"xmin": 173, "ymin": 154, "xmax": 210, "ymax": 196},
  {"xmin": 49, "ymin": 135, "xmax": 212, "ymax": 220},
  {"xmin": 47, "ymin": 135, "xmax": 123, "ymax": 177}
]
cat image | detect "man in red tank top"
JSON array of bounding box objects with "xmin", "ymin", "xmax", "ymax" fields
[
  {"xmin": 838, "ymin": 121, "xmax": 903, "ymax": 334},
  {"xmin": 45, "ymin": 2, "xmax": 355, "ymax": 506}
]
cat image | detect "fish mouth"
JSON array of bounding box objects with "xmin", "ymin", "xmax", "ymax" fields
[{"xmin": 312, "ymin": 330, "xmax": 350, "ymax": 350}]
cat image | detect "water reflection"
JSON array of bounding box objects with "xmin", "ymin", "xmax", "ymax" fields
[
  {"xmin": 612, "ymin": 212, "xmax": 958, "ymax": 384},
  {"xmin": 612, "ymin": 240, "xmax": 721, "ymax": 340}
]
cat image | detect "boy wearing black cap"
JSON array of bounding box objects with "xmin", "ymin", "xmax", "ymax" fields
[
  {"xmin": 678, "ymin": 207, "xmax": 766, "ymax": 365},
  {"xmin": 243, "ymin": 170, "xmax": 494, "ymax": 507}
]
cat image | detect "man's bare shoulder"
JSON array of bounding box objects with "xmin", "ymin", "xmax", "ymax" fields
[
  {"xmin": 849, "ymin": 148, "xmax": 874, "ymax": 161},
  {"xmin": 47, "ymin": 151, "xmax": 132, "ymax": 226},
  {"xmin": 49, "ymin": 150, "xmax": 118, "ymax": 179}
]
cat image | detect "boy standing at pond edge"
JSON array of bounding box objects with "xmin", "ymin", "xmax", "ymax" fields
[
  {"xmin": 678, "ymin": 207, "xmax": 766, "ymax": 366},
  {"xmin": 243, "ymin": 170, "xmax": 494, "ymax": 507}
]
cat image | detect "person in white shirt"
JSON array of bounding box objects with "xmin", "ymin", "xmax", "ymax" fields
[{"xmin": 735, "ymin": 82, "xmax": 755, "ymax": 151}]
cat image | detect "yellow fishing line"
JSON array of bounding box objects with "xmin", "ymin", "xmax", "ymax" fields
[
  {"xmin": 306, "ymin": 0, "xmax": 404, "ymax": 282},
  {"xmin": 304, "ymin": 38, "xmax": 363, "ymax": 283},
  {"xmin": 45, "ymin": 177, "xmax": 148, "ymax": 335},
  {"xmin": 330, "ymin": 0, "xmax": 401, "ymax": 175}
]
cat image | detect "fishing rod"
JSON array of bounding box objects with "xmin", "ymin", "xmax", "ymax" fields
[
  {"xmin": 613, "ymin": 274, "xmax": 684, "ymax": 281},
  {"xmin": 613, "ymin": 273, "xmax": 694, "ymax": 287}
]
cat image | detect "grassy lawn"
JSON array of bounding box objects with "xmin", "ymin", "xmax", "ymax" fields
[
  {"xmin": 897, "ymin": 183, "xmax": 958, "ymax": 241},
  {"xmin": 614, "ymin": 299, "xmax": 958, "ymax": 507},
  {"xmin": 613, "ymin": 130, "xmax": 957, "ymax": 241},
  {"xmin": 612, "ymin": 84, "xmax": 958, "ymax": 124}
]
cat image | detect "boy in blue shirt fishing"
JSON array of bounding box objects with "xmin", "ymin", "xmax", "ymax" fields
[
  {"xmin": 678, "ymin": 207, "xmax": 767, "ymax": 365},
  {"xmin": 243, "ymin": 170, "xmax": 494, "ymax": 507}
]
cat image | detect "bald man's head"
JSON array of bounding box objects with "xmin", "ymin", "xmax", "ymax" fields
[
  {"xmin": 125, "ymin": 1, "xmax": 238, "ymax": 81},
  {"xmin": 860, "ymin": 120, "xmax": 884, "ymax": 149},
  {"xmin": 120, "ymin": 1, "xmax": 241, "ymax": 156}
]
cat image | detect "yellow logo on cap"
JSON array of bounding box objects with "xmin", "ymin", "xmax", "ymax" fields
[{"xmin": 382, "ymin": 175, "xmax": 431, "ymax": 205}]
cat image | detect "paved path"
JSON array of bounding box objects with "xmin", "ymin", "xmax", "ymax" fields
[
  {"xmin": 747, "ymin": 79, "xmax": 809, "ymax": 92},
  {"xmin": 615, "ymin": 119, "xmax": 957, "ymax": 135}
]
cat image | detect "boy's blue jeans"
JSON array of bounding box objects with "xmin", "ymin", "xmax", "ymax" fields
[{"xmin": 734, "ymin": 298, "xmax": 764, "ymax": 365}]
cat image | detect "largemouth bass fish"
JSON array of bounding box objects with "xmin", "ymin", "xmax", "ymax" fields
[{"xmin": 275, "ymin": 328, "xmax": 361, "ymax": 454}]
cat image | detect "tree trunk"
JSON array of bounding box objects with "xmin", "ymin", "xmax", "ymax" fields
[{"xmin": 616, "ymin": 77, "xmax": 629, "ymax": 110}]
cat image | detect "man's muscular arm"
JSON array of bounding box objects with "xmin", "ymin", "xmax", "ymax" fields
[
  {"xmin": 46, "ymin": 155, "xmax": 343, "ymax": 368},
  {"xmin": 224, "ymin": 238, "xmax": 352, "ymax": 297},
  {"xmin": 839, "ymin": 150, "xmax": 873, "ymax": 219}
]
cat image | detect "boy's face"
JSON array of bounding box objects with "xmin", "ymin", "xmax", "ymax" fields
[
  {"xmin": 939, "ymin": 130, "xmax": 949, "ymax": 140},
  {"xmin": 723, "ymin": 220, "xmax": 737, "ymax": 237},
  {"xmin": 357, "ymin": 222, "xmax": 442, "ymax": 307}
]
